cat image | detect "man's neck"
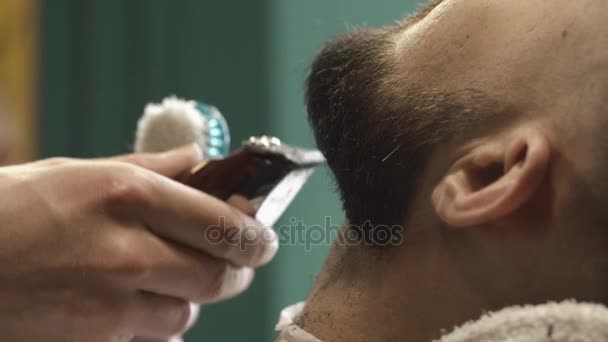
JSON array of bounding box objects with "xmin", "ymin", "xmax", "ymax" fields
[{"xmin": 296, "ymin": 239, "xmax": 487, "ymax": 342}]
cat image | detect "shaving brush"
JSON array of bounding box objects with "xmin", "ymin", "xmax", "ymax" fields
[{"xmin": 134, "ymin": 96, "xmax": 230, "ymax": 158}]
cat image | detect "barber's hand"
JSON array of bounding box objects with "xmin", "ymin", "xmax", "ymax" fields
[{"xmin": 0, "ymin": 144, "xmax": 278, "ymax": 342}]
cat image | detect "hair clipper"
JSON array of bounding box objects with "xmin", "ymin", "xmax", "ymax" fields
[{"xmin": 182, "ymin": 136, "xmax": 325, "ymax": 227}]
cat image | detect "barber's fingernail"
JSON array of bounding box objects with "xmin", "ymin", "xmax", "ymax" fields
[
  {"xmin": 183, "ymin": 143, "xmax": 203, "ymax": 161},
  {"xmin": 233, "ymin": 267, "xmax": 255, "ymax": 296},
  {"xmin": 191, "ymin": 143, "xmax": 204, "ymax": 161}
]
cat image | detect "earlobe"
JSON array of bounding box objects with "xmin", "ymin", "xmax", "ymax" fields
[{"xmin": 432, "ymin": 127, "xmax": 551, "ymax": 228}]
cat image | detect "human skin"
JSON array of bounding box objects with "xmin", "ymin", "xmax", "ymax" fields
[
  {"xmin": 0, "ymin": 144, "xmax": 278, "ymax": 341},
  {"xmin": 298, "ymin": 0, "xmax": 608, "ymax": 341}
]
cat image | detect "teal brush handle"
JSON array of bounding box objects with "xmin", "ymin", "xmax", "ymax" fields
[{"xmin": 197, "ymin": 102, "xmax": 230, "ymax": 158}]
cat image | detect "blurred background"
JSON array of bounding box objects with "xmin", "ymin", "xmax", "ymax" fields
[{"xmin": 1, "ymin": 0, "xmax": 419, "ymax": 340}]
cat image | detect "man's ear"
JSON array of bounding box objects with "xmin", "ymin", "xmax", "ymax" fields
[{"xmin": 432, "ymin": 127, "xmax": 551, "ymax": 228}]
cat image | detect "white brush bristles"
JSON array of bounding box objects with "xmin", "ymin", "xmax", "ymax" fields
[{"xmin": 134, "ymin": 96, "xmax": 208, "ymax": 154}]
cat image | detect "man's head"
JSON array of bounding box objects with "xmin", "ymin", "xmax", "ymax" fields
[{"xmin": 306, "ymin": 0, "xmax": 608, "ymax": 311}]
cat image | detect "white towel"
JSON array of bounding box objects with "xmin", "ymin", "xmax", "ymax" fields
[
  {"xmin": 275, "ymin": 301, "xmax": 608, "ymax": 342},
  {"xmin": 437, "ymin": 301, "xmax": 608, "ymax": 342}
]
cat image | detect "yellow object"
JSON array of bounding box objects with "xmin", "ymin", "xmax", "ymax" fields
[{"xmin": 0, "ymin": 0, "xmax": 38, "ymax": 162}]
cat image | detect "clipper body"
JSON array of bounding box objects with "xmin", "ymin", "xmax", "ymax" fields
[{"xmin": 182, "ymin": 136, "xmax": 325, "ymax": 226}]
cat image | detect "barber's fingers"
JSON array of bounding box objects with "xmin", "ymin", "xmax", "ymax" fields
[
  {"xmin": 122, "ymin": 173, "xmax": 278, "ymax": 268},
  {"xmin": 32, "ymin": 144, "xmax": 201, "ymax": 179},
  {"xmin": 110, "ymin": 144, "xmax": 202, "ymax": 179},
  {"xmin": 112, "ymin": 227, "xmax": 255, "ymax": 304},
  {"xmin": 133, "ymin": 304, "xmax": 199, "ymax": 342},
  {"xmin": 130, "ymin": 303, "xmax": 198, "ymax": 341},
  {"xmin": 127, "ymin": 291, "xmax": 192, "ymax": 339},
  {"xmin": 227, "ymin": 194, "xmax": 256, "ymax": 217}
]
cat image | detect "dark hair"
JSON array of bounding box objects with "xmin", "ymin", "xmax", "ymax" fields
[
  {"xmin": 307, "ymin": 29, "xmax": 407, "ymax": 229},
  {"xmin": 306, "ymin": 5, "xmax": 512, "ymax": 236}
]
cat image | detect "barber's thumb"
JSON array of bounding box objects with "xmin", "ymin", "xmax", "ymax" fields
[{"xmin": 113, "ymin": 144, "xmax": 203, "ymax": 178}]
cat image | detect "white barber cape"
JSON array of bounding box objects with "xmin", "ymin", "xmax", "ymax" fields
[
  {"xmin": 275, "ymin": 302, "xmax": 320, "ymax": 342},
  {"xmin": 274, "ymin": 301, "xmax": 608, "ymax": 342}
]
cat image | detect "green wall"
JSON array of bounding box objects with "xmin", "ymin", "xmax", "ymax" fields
[{"xmin": 39, "ymin": 0, "xmax": 418, "ymax": 340}]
